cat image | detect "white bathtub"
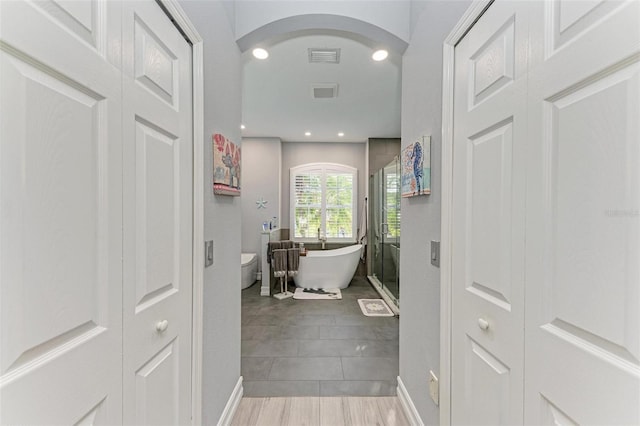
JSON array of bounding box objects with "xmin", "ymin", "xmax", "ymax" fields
[{"xmin": 293, "ymin": 244, "xmax": 363, "ymax": 289}]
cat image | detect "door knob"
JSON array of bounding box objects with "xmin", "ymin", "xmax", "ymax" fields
[
  {"xmin": 478, "ymin": 318, "xmax": 490, "ymax": 331},
  {"xmin": 156, "ymin": 319, "xmax": 169, "ymax": 332}
]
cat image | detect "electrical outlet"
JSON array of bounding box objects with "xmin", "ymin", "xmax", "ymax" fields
[{"xmin": 429, "ymin": 370, "xmax": 439, "ymax": 406}]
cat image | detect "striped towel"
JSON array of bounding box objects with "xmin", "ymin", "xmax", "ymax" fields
[
  {"xmin": 287, "ymin": 248, "xmax": 300, "ymax": 277},
  {"xmin": 272, "ymin": 249, "xmax": 287, "ymax": 278}
]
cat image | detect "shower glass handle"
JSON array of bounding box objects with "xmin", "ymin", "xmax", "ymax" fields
[{"xmin": 381, "ymin": 222, "xmax": 389, "ymax": 235}]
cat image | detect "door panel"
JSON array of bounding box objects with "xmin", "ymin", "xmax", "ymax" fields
[
  {"xmin": 464, "ymin": 337, "xmax": 511, "ymax": 425},
  {"xmin": 525, "ymin": 1, "xmax": 640, "ymax": 423},
  {"xmin": 135, "ymin": 340, "xmax": 181, "ymax": 426},
  {"xmin": 0, "ymin": 1, "xmax": 122, "ymax": 424},
  {"xmin": 451, "ymin": 2, "xmax": 529, "ymax": 424},
  {"xmin": 469, "ymin": 16, "xmax": 515, "ymax": 106},
  {"xmin": 467, "ymin": 120, "xmax": 514, "ymax": 311},
  {"xmin": 122, "ymin": 2, "xmax": 193, "ymax": 424},
  {"xmin": 1, "ymin": 53, "xmax": 106, "ymax": 372},
  {"xmin": 547, "ymin": 65, "xmax": 639, "ymax": 350},
  {"xmin": 549, "ymin": 0, "xmax": 626, "ymax": 54},
  {"xmin": 134, "ymin": 119, "xmax": 180, "ymax": 312},
  {"xmin": 134, "ymin": 16, "xmax": 178, "ymax": 106},
  {"xmin": 32, "ymin": 0, "xmax": 100, "ymax": 48}
]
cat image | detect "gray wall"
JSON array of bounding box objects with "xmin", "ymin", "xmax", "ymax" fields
[
  {"xmin": 241, "ymin": 137, "xmax": 282, "ymax": 267},
  {"xmin": 369, "ymin": 138, "xmax": 401, "ymax": 176},
  {"xmin": 280, "ymin": 142, "xmax": 367, "ymax": 233},
  {"xmin": 399, "ymin": 1, "xmax": 471, "ymax": 424},
  {"xmin": 179, "ymin": 1, "xmax": 243, "ymax": 424}
]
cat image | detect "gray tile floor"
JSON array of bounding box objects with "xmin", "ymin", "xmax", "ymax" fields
[{"xmin": 241, "ymin": 276, "xmax": 399, "ymax": 397}]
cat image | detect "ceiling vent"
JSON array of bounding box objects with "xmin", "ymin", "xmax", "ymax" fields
[
  {"xmin": 308, "ymin": 48, "xmax": 341, "ymax": 64},
  {"xmin": 311, "ymin": 83, "xmax": 338, "ymax": 99}
]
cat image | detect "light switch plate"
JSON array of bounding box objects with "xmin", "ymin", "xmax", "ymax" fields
[
  {"xmin": 429, "ymin": 370, "xmax": 439, "ymax": 406},
  {"xmin": 205, "ymin": 240, "xmax": 214, "ymax": 267},
  {"xmin": 431, "ymin": 240, "xmax": 440, "ymax": 267}
]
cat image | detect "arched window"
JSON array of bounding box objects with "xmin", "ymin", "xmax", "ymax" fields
[{"xmin": 290, "ymin": 163, "xmax": 357, "ymax": 242}]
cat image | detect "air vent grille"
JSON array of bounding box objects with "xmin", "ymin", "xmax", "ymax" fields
[
  {"xmin": 308, "ymin": 48, "xmax": 341, "ymax": 64},
  {"xmin": 311, "ymin": 83, "xmax": 338, "ymax": 99}
]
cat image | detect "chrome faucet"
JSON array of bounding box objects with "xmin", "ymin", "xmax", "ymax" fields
[{"xmin": 317, "ymin": 228, "xmax": 327, "ymax": 249}]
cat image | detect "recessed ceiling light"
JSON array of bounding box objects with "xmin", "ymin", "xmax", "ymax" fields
[
  {"xmin": 338, "ymin": 132, "xmax": 344, "ymax": 137},
  {"xmin": 240, "ymin": 124, "xmax": 246, "ymax": 130},
  {"xmin": 372, "ymin": 49, "xmax": 388, "ymax": 61},
  {"xmin": 252, "ymin": 48, "xmax": 269, "ymax": 59},
  {"xmin": 305, "ymin": 131, "xmax": 311, "ymax": 136}
]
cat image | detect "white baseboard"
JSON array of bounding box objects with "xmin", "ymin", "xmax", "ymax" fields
[
  {"xmin": 397, "ymin": 376, "xmax": 424, "ymax": 426},
  {"xmin": 217, "ymin": 376, "xmax": 243, "ymax": 426}
]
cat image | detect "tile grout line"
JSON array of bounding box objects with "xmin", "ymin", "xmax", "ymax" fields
[{"xmin": 242, "ymin": 278, "xmax": 398, "ymax": 398}]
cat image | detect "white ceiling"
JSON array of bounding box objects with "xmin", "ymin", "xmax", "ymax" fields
[{"xmin": 241, "ymin": 33, "xmax": 402, "ymax": 143}]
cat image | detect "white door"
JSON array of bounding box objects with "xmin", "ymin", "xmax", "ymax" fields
[
  {"xmin": 450, "ymin": 2, "xmax": 529, "ymax": 423},
  {"xmin": 0, "ymin": 1, "xmax": 123, "ymax": 424},
  {"xmin": 121, "ymin": 1, "xmax": 194, "ymax": 425},
  {"xmin": 524, "ymin": 1, "xmax": 640, "ymax": 423},
  {"xmin": 451, "ymin": 0, "xmax": 640, "ymax": 423}
]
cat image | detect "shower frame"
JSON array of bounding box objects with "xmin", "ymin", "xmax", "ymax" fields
[{"xmin": 368, "ymin": 157, "xmax": 400, "ymax": 312}]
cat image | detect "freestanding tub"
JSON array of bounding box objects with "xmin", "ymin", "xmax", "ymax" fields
[{"xmin": 293, "ymin": 244, "xmax": 363, "ymax": 289}]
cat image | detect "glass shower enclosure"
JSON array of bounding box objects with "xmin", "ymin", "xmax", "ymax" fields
[{"xmin": 369, "ymin": 157, "xmax": 400, "ymax": 309}]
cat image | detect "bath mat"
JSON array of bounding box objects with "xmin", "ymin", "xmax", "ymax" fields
[
  {"xmin": 293, "ymin": 288, "xmax": 342, "ymax": 300},
  {"xmin": 358, "ymin": 299, "xmax": 394, "ymax": 317}
]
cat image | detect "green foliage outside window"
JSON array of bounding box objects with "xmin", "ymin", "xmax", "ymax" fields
[
  {"xmin": 292, "ymin": 165, "xmax": 356, "ymax": 240},
  {"xmin": 385, "ymin": 173, "xmax": 400, "ymax": 238},
  {"xmin": 325, "ymin": 174, "xmax": 353, "ymax": 238}
]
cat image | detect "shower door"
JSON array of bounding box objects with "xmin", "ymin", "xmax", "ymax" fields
[
  {"xmin": 382, "ymin": 159, "xmax": 400, "ymax": 303},
  {"xmin": 370, "ymin": 158, "xmax": 400, "ymax": 307}
]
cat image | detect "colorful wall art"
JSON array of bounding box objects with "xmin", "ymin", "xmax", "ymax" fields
[
  {"xmin": 401, "ymin": 136, "xmax": 431, "ymax": 197},
  {"xmin": 213, "ymin": 133, "xmax": 241, "ymax": 196}
]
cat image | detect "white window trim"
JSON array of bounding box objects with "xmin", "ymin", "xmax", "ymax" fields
[{"xmin": 290, "ymin": 162, "xmax": 357, "ymax": 243}]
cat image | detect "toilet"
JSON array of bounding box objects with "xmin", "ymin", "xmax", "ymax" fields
[{"xmin": 241, "ymin": 253, "xmax": 258, "ymax": 289}]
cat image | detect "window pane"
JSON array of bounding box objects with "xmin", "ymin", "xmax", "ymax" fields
[
  {"xmin": 295, "ymin": 173, "xmax": 322, "ymax": 206},
  {"xmin": 295, "ymin": 207, "xmax": 321, "ymax": 238},
  {"xmin": 325, "ymin": 207, "xmax": 353, "ymax": 239},
  {"xmin": 291, "ymin": 165, "xmax": 356, "ymax": 240},
  {"xmin": 337, "ymin": 174, "xmax": 353, "ymax": 189},
  {"xmin": 326, "ymin": 173, "xmax": 352, "ymax": 208}
]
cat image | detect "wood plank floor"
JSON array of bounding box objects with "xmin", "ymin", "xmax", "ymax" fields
[{"xmin": 231, "ymin": 396, "xmax": 410, "ymax": 426}]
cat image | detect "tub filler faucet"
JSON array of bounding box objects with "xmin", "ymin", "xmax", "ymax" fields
[{"xmin": 317, "ymin": 228, "xmax": 327, "ymax": 250}]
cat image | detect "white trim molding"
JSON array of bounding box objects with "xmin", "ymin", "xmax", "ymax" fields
[
  {"xmin": 397, "ymin": 376, "xmax": 424, "ymax": 426},
  {"xmin": 439, "ymin": 1, "xmax": 492, "ymax": 425},
  {"xmin": 157, "ymin": 1, "xmax": 205, "ymax": 425},
  {"xmin": 218, "ymin": 377, "xmax": 244, "ymax": 426}
]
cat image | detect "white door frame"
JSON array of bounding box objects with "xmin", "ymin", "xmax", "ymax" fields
[
  {"xmin": 155, "ymin": 1, "xmax": 204, "ymax": 424},
  {"xmin": 439, "ymin": 1, "xmax": 492, "ymax": 424}
]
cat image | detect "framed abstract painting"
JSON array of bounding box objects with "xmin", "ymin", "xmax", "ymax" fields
[
  {"xmin": 401, "ymin": 136, "xmax": 431, "ymax": 197},
  {"xmin": 213, "ymin": 133, "xmax": 241, "ymax": 196}
]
